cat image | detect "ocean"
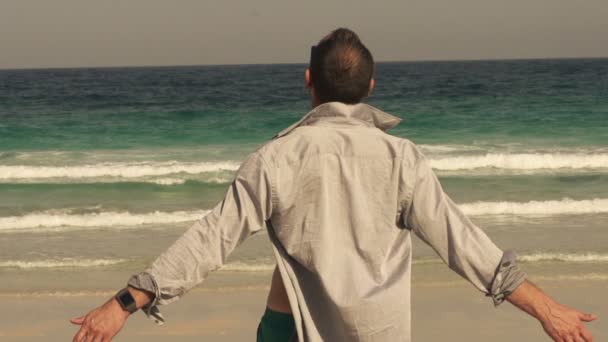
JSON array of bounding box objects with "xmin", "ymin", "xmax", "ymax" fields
[{"xmin": 1, "ymin": 59, "xmax": 607, "ymax": 294}]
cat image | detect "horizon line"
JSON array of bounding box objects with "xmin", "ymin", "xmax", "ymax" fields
[{"xmin": 1, "ymin": 56, "xmax": 607, "ymax": 72}]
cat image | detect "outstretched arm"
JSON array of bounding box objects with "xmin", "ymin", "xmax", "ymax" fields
[
  {"xmin": 506, "ymin": 280, "xmax": 597, "ymax": 342},
  {"xmin": 70, "ymin": 151, "xmax": 274, "ymax": 341},
  {"xmin": 403, "ymin": 154, "xmax": 525, "ymax": 303},
  {"xmin": 403, "ymin": 152, "xmax": 597, "ymax": 341}
]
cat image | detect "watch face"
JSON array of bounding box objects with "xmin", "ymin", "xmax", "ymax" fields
[{"xmin": 117, "ymin": 289, "xmax": 136, "ymax": 312}]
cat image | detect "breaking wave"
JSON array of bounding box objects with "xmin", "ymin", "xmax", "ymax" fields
[
  {"xmin": 221, "ymin": 262, "xmax": 277, "ymax": 272},
  {"xmin": 430, "ymin": 153, "xmax": 608, "ymax": 171},
  {"xmin": 220, "ymin": 253, "xmax": 608, "ymax": 272},
  {"xmin": 0, "ymin": 209, "xmax": 209, "ymax": 232},
  {"xmin": 0, "ymin": 161, "xmax": 241, "ymax": 180},
  {"xmin": 0, "ymin": 258, "xmax": 126, "ymax": 269},
  {"xmin": 1, "ymin": 152, "xmax": 606, "ymax": 185},
  {"xmin": 518, "ymin": 253, "xmax": 608, "ymax": 263},
  {"xmin": 2, "ymin": 197, "xmax": 606, "ymax": 232},
  {"xmin": 459, "ymin": 198, "xmax": 608, "ymax": 216},
  {"xmin": 3, "ymin": 252, "xmax": 608, "ymax": 271}
]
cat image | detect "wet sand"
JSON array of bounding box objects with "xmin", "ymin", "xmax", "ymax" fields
[{"xmin": 1, "ymin": 271, "xmax": 605, "ymax": 341}]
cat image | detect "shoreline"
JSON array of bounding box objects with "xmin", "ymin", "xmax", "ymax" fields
[
  {"xmin": 3, "ymin": 268, "xmax": 608, "ymax": 298},
  {"xmin": 1, "ymin": 278, "xmax": 605, "ymax": 341}
]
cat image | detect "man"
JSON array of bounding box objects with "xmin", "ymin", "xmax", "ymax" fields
[{"xmin": 71, "ymin": 28, "xmax": 597, "ymax": 342}]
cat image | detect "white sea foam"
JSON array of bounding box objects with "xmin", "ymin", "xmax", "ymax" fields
[
  {"xmin": 151, "ymin": 174, "xmax": 234, "ymax": 185},
  {"xmin": 2, "ymin": 198, "xmax": 606, "ymax": 232},
  {"xmin": 0, "ymin": 161, "xmax": 241, "ymax": 180},
  {"xmin": 519, "ymin": 253, "xmax": 608, "ymax": 263},
  {"xmin": 419, "ymin": 144, "xmax": 481, "ymax": 153},
  {"xmin": 1, "ymin": 153, "xmax": 606, "ymax": 184},
  {"xmin": 0, "ymin": 209, "xmax": 209, "ymax": 232},
  {"xmin": 203, "ymin": 175, "xmax": 235, "ymax": 184},
  {"xmin": 533, "ymin": 273, "xmax": 608, "ymax": 281},
  {"xmin": 151, "ymin": 178, "xmax": 188, "ymax": 185},
  {"xmin": 3, "ymin": 174, "xmax": 235, "ymax": 185},
  {"xmin": 221, "ymin": 262, "xmax": 276, "ymax": 272},
  {"xmin": 148, "ymin": 175, "xmax": 233, "ymax": 185},
  {"xmin": 430, "ymin": 153, "xmax": 608, "ymax": 170},
  {"xmin": 220, "ymin": 252, "xmax": 608, "ymax": 272},
  {"xmin": 219, "ymin": 260, "xmax": 448, "ymax": 271},
  {"xmin": 459, "ymin": 198, "xmax": 608, "ymax": 216},
  {"xmin": 0, "ymin": 258, "xmax": 126, "ymax": 269},
  {"xmin": 411, "ymin": 253, "xmax": 608, "ymax": 265},
  {"xmin": 3, "ymin": 252, "xmax": 607, "ymax": 272}
]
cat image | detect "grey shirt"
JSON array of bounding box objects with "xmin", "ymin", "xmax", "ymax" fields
[{"xmin": 128, "ymin": 102, "xmax": 526, "ymax": 342}]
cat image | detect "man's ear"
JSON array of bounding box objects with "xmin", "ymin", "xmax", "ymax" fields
[
  {"xmin": 305, "ymin": 68, "xmax": 313, "ymax": 89},
  {"xmin": 368, "ymin": 78, "xmax": 375, "ymax": 96}
]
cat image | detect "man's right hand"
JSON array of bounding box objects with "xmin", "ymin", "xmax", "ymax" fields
[
  {"xmin": 507, "ymin": 280, "xmax": 597, "ymax": 342},
  {"xmin": 70, "ymin": 296, "xmax": 130, "ymax": 342}
]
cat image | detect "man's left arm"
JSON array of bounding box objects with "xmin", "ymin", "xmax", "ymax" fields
[
  {"xmin": 402, "ymin": 153, "xmax": 597, "ymax": 341},
  {"xmin": 403, "ymin": 154, "xmax": 525, "ymax": 303},
  {"xmin": 506, "ymin": 280, "xmax": 597, "ymax": 341}
]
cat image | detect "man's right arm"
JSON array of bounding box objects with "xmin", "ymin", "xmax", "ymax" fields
[
  {"xmin": 127, "ymin": 151, "xmax": 274, "ymax": 322},
  {"xmin": 70, "ymin": 151, "xmax": 275, "ymax": 341},
  {"xmin": 506, "ymin": 280, "xmax": 597, "ymax": 342}
]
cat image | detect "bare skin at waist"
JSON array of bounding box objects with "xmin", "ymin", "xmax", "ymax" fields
[{"xmin": 266, "ymin": 266, "xmax": 292, "ymax": 314}]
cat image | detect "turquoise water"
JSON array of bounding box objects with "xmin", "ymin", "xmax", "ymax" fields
[
  {"xmin": 1, "ymin": 60, "xmax": 606, "ymax": 151},
  {"xmin": 0, "ymin": 59, "xmax": 607, "ymax": 284}
]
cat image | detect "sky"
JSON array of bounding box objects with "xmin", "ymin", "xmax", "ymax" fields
[{"xmin": 1, "ymin": 0, "xmax": 607, "ymax": 69}]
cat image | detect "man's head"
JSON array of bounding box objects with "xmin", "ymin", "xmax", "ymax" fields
[{"xmin": 306, "ymin": 28, "xmax": 375, "ymax": 106}]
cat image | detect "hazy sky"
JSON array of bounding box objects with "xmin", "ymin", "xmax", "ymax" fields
[{"xmin": 1, "ymin": 0, "xmax": 607, "ymax": 69}]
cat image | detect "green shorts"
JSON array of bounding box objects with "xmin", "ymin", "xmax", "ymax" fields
[{"xmin": 256, "ymin": 307, "xmax": 296, "ymax": 342}]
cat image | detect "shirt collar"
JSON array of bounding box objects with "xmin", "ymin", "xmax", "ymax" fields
[{"xmin": 273, "ymin": 102, "xmax": 402, "ymax": 139}]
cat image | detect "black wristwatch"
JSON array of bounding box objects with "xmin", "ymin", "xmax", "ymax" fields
[{"xmin": 115, "ymin": 287, "xmax": 138, "ymax": 314}]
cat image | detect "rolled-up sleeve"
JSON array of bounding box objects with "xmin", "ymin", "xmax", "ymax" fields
[
  {"xmin": 127, "ymin": 151, "xmax": 274, "ymax": 323},
  {"xmin": 403, "ymin": 154, "xmax": 526, "ymax": 306}
]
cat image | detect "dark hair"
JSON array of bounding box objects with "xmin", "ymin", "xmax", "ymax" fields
[{"xmin": 309, "ymin": 28, "xmax": 374, "ymax": 104}]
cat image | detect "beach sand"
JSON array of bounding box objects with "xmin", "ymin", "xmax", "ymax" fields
[{"xmin": 2, "ymin": 266, "xmax": 606, "ymax": 341}]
